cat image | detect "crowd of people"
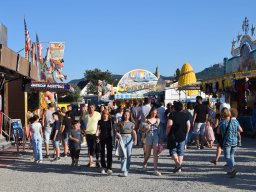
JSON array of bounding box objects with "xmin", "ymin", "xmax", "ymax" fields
[{"xmin": 28, "ymin": 96, "xmax": 243, "ymax": 178}]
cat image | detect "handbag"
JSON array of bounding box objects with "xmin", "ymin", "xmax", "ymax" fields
[{"xmin": 219, "ymin": 119, "xmax": 231, "ymax": 148}]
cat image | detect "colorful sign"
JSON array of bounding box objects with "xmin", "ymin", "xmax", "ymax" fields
[
  {"xmin": 49, "ymin": 42, "xmax": 65, "ymax": 61},
  {"xmin": 114, "ymin": 93, "xmax": 144, "ymax": 99},
  {"xmin": 29, "ymin": 81, "xmax": 71, "ymax": 92},
  {"xmin": 117, "ymin": 69, "xmax": 158, "ymax": 95}
]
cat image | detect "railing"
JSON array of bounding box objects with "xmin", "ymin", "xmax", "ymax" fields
[
  {"xmin": 1, "ymin": 112, "xmax": 27, "ymax": 152},
  {"xmin": 1, "ymin": 112, "xmax": 12, "ymax": 141}
]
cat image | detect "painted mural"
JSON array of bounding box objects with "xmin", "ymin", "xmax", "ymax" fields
[{"xmin": 117, "ymin": 69, "xmax": 158, "ymax": 94}]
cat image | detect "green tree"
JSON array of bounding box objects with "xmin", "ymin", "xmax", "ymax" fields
[
  {"xmin": 58, "ymin": 86, "xmax": 82, "ymax": 103},
  {"xmin": 84, "ymin": 68, "xmax": 114, "ymax": 94}
]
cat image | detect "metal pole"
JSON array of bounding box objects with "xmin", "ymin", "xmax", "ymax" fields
[{"xmin": 8, "ymin": 119, "xmax": 11, "ymax": 142}]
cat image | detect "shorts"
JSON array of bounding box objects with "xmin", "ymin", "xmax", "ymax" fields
[
  {"xmin": 146, "ymin": 130, "xmax": 159, "ymax": 146},
  {"xmin": 53, "ymin": 141, "xmax": 60, "ymax": 148},
  {"xmin": 44, "ymin": 127, "xmax": 52, "ymax": 144},
  {"xmin": 169, "ymin": 140, "xmax": 185, "ymax": 156},
  {"xmin": 193, "ymin": 123, "xmax": 206, "ymax": 135},
  {"xmin": 62, "ymin": 132, "xmax": 69, "ymax": 142}
]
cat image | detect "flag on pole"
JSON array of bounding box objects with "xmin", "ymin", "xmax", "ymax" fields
[
  {"xmin": 36, "ymin": 33, "xmax": 43, "ymax": 63},
  {"xmin": 24, "ymin": 18, "xmax": 31, "ymax": 59}
]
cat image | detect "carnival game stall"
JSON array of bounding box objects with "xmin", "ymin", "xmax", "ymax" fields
[
  {"xmin": 201, "ymin": 17, "xmax": 256, "ymax": 134},
  {"xmin": 26, "ymin": 81, "xmax": 73, "ymax": 111}
]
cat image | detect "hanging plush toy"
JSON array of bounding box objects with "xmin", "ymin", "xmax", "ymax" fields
[
  {"xmin": 43, "ymin": 91, "xmax": 55, "ymax": 104},
  {"xmin": 245, "ymin": 77, "xmax": 251, "ymax": 96}
]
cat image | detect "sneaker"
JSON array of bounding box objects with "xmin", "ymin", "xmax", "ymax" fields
[
  {"xmin": 153, "ymin": 171, "xmax": 161, "ymax": 176},
  {"xmin": 71, "ymin": 160, "xmax": 75, "ymax": 167},
  {"xmin": 101, "ymin": 169, "xmax": 106, "ymax": 174},
  {"xmin": 44, "ymin": 155, "xmax": 50, "ymax": 159},
  {"xmin": 53, "ymin": 157, "xmax": 61, "ymax": 161},
  {"xmin": 227, "ymin": 169, "xmax": 238, "ymax": 178},
  {"xmin": 142, "ymin": 164, "xmax": 147, "ymax": 171},
  {"xmin": 210, "ymin": 160, "xmax": 217, "ymax": 165},
  {"xmin": 34, "ymin": 160, "xmax": 38, "ymax": 163},
  {"xmin": 119, "ymin": 172, "xmax": 128, "ymax": 177},
  {"xmin": 200, "ymin": 146, "xmax": 204, "ymax": 149},
  {"xmin": 238, "ymin": 141, "xmax": 242, "ymax": 147},
  {"xmin": 107, "ymin": 169, "xmax": 113, "ymax": 176},
  {"xmin": 37, "ymin": 160, "xmax": 43, "ymax": 164},
  {"xmin": 173, "ymin": 166, "xmax": 182, "ymax": 173},
  {"xmin": 197, "ymin": 146, "xmax": 200, "ymax": 150}
]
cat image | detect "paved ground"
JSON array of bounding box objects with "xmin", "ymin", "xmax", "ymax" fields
[{"xmin": 0, "ymin": 137, "xmax": 255, "ymax": 192}]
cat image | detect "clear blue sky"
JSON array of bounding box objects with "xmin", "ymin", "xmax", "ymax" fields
[{"xmin": 1, "ymin": 0, "xmax": 256, "ymax": 81}]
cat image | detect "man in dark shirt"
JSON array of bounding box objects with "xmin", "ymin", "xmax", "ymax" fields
[
  {"xmin": 51, "ymin": 112, "xmax": 61, "ymax": 161},
  {"xmin": 192, "ymin": 96, "xmax": 208, "ymax": 149},
  {"xmin": 167, "ymin": 101, "xmax": 190, "ymax": 173}
]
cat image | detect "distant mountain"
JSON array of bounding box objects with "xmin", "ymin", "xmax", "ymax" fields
[
  {"xmin": 69, "ymin": 65, "xmax": 224, "ymax": 88},
  {"xmin": 196, "ymin": 63, "xmax": 225, "ymax": 80},
  {"xmin": 69, "ymin": 78, "xmax": 84, "ymax": 85}
]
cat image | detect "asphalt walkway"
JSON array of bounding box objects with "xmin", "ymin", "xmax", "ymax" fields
[{"xmin": 0, "ymin": 137, "xmax": 255, "ymax": 192}]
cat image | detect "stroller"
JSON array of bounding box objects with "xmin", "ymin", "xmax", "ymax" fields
[{"xmin": 11, "ymin": 119, "xmax": 23, "ymax": 146}]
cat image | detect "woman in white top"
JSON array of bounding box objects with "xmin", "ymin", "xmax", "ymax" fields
[{"xmin": 30, "ymin": 115, "xmax": 43, "ymax": 163}]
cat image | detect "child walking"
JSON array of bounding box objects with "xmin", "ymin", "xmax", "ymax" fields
[
  {"xmin": 204, "ymin": 120, "xmax": 215, "ymax": 148},
  {"xmin": 69, "ymin": 120, "xmax": 82, "ymax": 167},
  {"xmin": 230, "ymin": 108, "xmax": 243, "ymax": 147},
  {"xmin": 30, "ymin": 115, "xmax": 43, "ymax": 163},
  {"xmin": 51, "ymin": 112, "xmax": 61, "ymax": 161}
]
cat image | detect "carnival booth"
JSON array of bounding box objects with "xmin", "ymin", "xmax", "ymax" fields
[
  {"xmin": 26, "ymin": 81, "xmax": 73, "ymax": 110},
  {"xmin": 201, "ymin": 17, "xmax": 256, "ymax": 134},
  {"xmin": 114, "ymin": 69, "xmax": 165, "ymax": 107}
]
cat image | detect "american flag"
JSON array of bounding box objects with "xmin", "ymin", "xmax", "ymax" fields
[
  {"xmin": 24, "ymin": 18, "xmax": 31, "ymax": 52},
  {"xmin": 36, "ymin": 33, "xmax": 43, "ymax": 62}
]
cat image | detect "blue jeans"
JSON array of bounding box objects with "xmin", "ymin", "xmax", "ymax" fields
[
  {"xmin": 160, "ymin": 122, "xmax": 167, "ymax": 143},
  {"xmin": 169, "ymin": 140, "xmax": 186, "ymax": 156},
  {"xmin": 121, "ymin": 135, "xmax": 133, "ymax": 173},
  {"xmin": 32, "ymin": 136, "xmax": 43, "ymax": 161},
  {"xmin": 223, "ymin": 145, "xmax": 236, "ymax": 168}
]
